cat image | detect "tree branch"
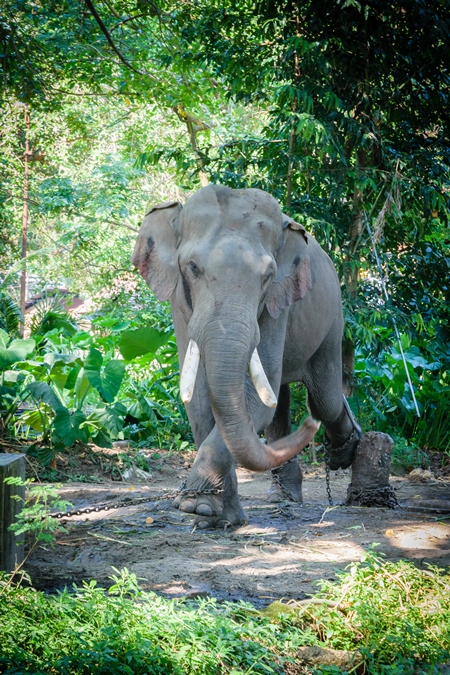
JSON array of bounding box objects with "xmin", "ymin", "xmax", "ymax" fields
[{"xmin": 84, "ymin": 0, "xmax": 155, "ymax": 80}]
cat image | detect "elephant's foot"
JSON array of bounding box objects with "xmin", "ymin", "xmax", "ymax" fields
[
  {"xmin": 173, "ymin": 490, "xmax": 223, "ymax": 518},
  {"xmin": 326, "ymin": 427, "xmax": 362, "ymax": 471},
  {"xmin": 268, "ymin": 457, "xmax": 303, "ymax": 502},
  {"xmin": 173, "ymin": 467, "xmax": 246, "ymax": 530},
  {"xmin": 192, "ymin": 493, "xmax": 247, "ymax": 530}
]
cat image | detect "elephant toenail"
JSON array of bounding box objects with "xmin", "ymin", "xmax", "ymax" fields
[
  {"xmin": 197, "ymin": 520, "xmax": 210, "ymax": 529},
  {"xmin": 196, "ymin": 504, "xmax": 213, "ymax": 517},
  {"xmin": 180, "ymin": 499, "xmax": 196, "ymax": 513}
]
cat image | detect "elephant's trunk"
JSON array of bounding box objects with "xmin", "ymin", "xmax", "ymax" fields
[{"xmin": 200, "ymin": 319, "xmax": 319, "ymax": 472}]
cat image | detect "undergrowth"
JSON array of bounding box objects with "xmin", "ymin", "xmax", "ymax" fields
[{"xmin": 0, "ymin": 552, "xmax": 449, "ymax": 674}]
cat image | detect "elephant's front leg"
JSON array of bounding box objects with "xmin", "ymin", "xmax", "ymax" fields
[
  {"xmin": 265, "ymin": 384, "xmax": 303, "ymax": 503},
  {"xmin": 173, "ymin": 426, "xmax": 246, "ymax": 529}
]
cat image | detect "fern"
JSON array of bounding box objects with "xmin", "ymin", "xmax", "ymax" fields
[{"xmin": 0, "ymin": 291, "xmax": 22, "ymax": 336}]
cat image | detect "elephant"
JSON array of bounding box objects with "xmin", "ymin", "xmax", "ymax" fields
[{"xmin": 132, "ymin": 184, "xmax": 361, "ymax": 528}]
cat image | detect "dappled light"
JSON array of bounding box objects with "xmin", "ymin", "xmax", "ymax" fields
[{"xmin": 1, "ymin": 2, "xmax": 449, "ymax": 672}]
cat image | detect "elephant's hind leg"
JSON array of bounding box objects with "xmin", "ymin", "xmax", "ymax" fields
[
  {"xmin": 303, "ymin": 329, "xmax": 361, "ymax": 470},
  {"xmin": 265, "ymin": 384, "xmax": 303, "ymax": 503}
]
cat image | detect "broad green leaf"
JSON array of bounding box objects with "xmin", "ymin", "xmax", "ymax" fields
[
  {"xmin": 20, "ymin": 409, "xmax": 50, "ymax": 432},
  {"xmin": 65, "ymin": 363, "xmax": 82, "ymax": 390},
  {"xmin": 44, "ymin": 352, "xmax": 78, "ymax": 368},
  {"xmin": 91, "ymin": 429, "xmax": 113, "ymax": 448},
  {"xmin": 53, "ymin": 409, "xmax": 88, "ymax": 447},
  {"xmin": 0, "ymin": 337, "xmax": 36, "ymax": 370},
  {"xmin": 95, "ymin": 402, "xmax": 127, "ymax": 434},
  {"xmin": 118, "ymin": 327, "xmax": 169, "ymax": 360},
  {"xmin": 0, "ymin": 329, "xmax": 9, "ymax": 349},
  {"xmin": 49, "ymin": 365, "xmax": 69, "ymax": 391},
  {"xmin": 84, "ymin": 348, "xmax": 125, "ymax": 402},
  {"xmin": 26, "ymin": 381, "xmax": 64, "ymax": 412},
  {"xmin": 2, "ymin": 370, "xmax": 26, "ymax": 383},
  {"xmin": 74, "ymin": 367, "xmax": 90, "ymax": 402},
  {"xmin": 27, "ymin": 445, "xmax": 58, "ymax": 467}
]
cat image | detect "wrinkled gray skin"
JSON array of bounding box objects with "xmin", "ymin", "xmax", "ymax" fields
[{"xmin": 132, "ymin": 185, "xmax": 360, "ymax": 528}]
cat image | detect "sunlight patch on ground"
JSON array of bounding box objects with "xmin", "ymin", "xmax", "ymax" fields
[{"xmin": 386, "ymin": 524, "xmax": 450, "ymax": 551}]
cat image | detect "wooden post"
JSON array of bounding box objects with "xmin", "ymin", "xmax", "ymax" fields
[
  {"xmin": 0, "ymin": 454, "xmax": 26, "ymax": 572},
  {"xmin": 346, "ymin": 432, "xmax": 398, "ymax": 508}
]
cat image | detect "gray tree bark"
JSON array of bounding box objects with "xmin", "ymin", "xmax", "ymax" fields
[
  {"xmin": 346, "ymin": 432, "xmax": 398, "ymax": 507},
  {"xmin": 0, "ymin": 454, "xmax": 26, "ymax": 572}
]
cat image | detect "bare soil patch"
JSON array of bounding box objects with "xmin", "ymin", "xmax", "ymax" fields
[{"xmin": 24, "ymin": 450, "xmax": 450, "ymax": 607}]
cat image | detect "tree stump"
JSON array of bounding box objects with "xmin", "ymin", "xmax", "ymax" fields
[
  {"xmin": 346, "ymin": 432, "xmax": 398, "ymax": 508},
  {"xmin": 0, "ymin": 454, "xmax": 26, "ymax": 573}
]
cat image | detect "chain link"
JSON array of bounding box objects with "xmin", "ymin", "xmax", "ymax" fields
[
  {"xmin": 176, "ymin": 479, "xmax": 223, "ymax": 498},
  {"xmin": 47, "ymin": 482, "xmax": 224, "ymax": 521},
  {"xmin": 346, "ymin": 484, "xmax": 398, "ymax": 509},
  {"xmin": 323, "ymin": 451, "xmax": 333, "ymax": 506},
  {"xmin": 48, "ymin": 491, "xmax": 179, "ymax": 521},
  {"xmin": 270, "ymin": 469, "xmax": 299, "ymax": 502}
]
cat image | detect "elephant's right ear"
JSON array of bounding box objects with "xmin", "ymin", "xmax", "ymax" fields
[{"xmin": 132, "ymin": 201, "xmax": 181, "ymax": 301}]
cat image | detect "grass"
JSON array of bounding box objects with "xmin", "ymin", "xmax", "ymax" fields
[{"xmin": 0, "ymin": 553, "xmax": 449, "ymax": 674}]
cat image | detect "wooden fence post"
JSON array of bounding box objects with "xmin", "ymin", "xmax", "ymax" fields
[{"xmin": 0, "ymin": 454, "xmax": 26, "ymax": 573}]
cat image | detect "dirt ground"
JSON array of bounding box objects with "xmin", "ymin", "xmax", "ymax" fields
[{"xmin": 24, "ymin": 449, "xmax": 450, "ymax": 607}]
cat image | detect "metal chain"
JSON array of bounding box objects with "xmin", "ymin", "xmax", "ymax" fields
[
  {"xmin": 176, "ymin": 479, "xmax": 223, "ymax": 498},
  {"xmin": 324, "ymin": 451, "xmax": 333, "ymax": 506},
  {"xmin": 48, "ymin": 492, "xmax": 178, "ymax": 520},
  {"xmin": 47, "ymin": 481, "xmax": 223, "ymax": 521},
  {"xmin": 271, "ymin": 469, "xmax": 299, "ymax": 502},
  {"xmin": 346, "ymin": 484, "xmax": 398, "ymax": 509}
]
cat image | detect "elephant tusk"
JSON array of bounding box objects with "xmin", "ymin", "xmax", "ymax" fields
[
  {"xmin": 180, "ymin": 339, "xmax": 200, "ymax": 404},
  {"xmin": 249, "ymin": 349, "xmax": 278, "ymax": 409}
]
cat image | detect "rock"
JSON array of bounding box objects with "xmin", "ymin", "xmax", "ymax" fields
[
  {"xmin": 409, "ymin": 468, "xmax": 434, "ymax": 482},
  {"xmin": 122, "ymin": 467, "xmax": 153, "ymax": 482},
  {"xmin": 296, "ymin": 646, "xmax": 364, "ymax": 669}
]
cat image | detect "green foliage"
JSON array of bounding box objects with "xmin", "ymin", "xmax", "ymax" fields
[
  {"xmin": 0, "ymin": 329, "xmax": 35, "ymax": 369},
  {"xmin": 4, "ymin": 476, "xmax": 72, "ymax": 546},
  {"xmin": 29, "ymin": 296, "xmax": 77, "ymax": 338},
  {"xmin": 354, "ymin": 332, "xmax": 450, "ymax": 453},
  {"xmin": 118, "ymin": 325, "xmax": 169, "ymax": 360},
  {"xmin": 0, "ymin": 291, "xmax": 22, "ymax": 336},
  {"xmin": 0, "ymin": 555, "xmax": 449, "ymax": 673},
  {"xmin": 1, "ymin": 0, "xmax": 449, "ymax": 467},
  {"xmin": 0, "ymin": 305, "xmax": 185, "ymax": 460},
  {"xmin": 290, "ymin": 550, "xmax": 450, "ymax": 668}
]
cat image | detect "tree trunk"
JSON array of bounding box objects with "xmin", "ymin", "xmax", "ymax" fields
[
  {"xmin": 346, "ymin": 431, "xmax": 398, "ymax": 508},
  {"xmin": 343, "ymin": 150, "xmax": 364, "ymax": 395},
  {"xmin": 19, "ymin": 107, "xmax": 30, "ymax": 337}
]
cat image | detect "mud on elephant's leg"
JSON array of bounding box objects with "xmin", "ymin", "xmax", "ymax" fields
[
  {"xmin": 173, "ymin": 427, "xmax": 246, "ymax": 528},
  {"xmin": 265, "ymin": 384, "xmax": 304, "ymax": 503}
]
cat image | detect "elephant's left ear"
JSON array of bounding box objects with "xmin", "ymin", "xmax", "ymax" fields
[{"xmin": 266, "ymin": 218, "xmax": 312, "ymax": 319}]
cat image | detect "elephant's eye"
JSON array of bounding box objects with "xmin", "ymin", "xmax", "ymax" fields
[
  {"xmin": 188, "ymin": 260, "xmax": 200, "ymax": 276},
  {"xmin": 262, "ymin": 270, "xmax": 274, "ymax": 287}
]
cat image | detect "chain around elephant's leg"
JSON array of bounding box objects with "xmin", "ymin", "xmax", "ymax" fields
[
  {"xmin": 193, "ymin": 467, "xmax": 246, "ymax": 529},
  {"xmin": 174, "ymin": 464, "xmax": 246, "ymax": 529},
  {"xmin": 173, "ymin": 427, "xmax": 233, "ymax": 519},
  {"xmin": 268, "ymin": 457, "xmax": 303, "ymax": 502}
]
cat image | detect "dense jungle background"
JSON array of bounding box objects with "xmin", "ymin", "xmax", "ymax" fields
[
  {"xmin": 1, "ymin": 2, "xmax": 450, "ymax": 673},
  {"xmin": 1, "ymin": 0, "xmax": 449, "ymax": 465}
]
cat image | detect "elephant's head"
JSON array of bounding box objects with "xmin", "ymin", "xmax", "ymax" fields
[{"xmin": 132, "ymin": 185, "xmax": 319, "ymax": 470}]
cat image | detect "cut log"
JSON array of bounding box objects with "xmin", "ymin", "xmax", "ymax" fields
[
  {"xmin": 0, "ymin": 454, "xmax": 26, "ymax": 572},
  {"xmin": 346, "ymin": 432, "xmax": 398, "ymax": 508}
]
